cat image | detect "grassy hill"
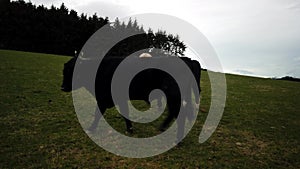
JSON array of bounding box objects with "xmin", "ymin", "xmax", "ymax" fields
[{"xmin": 0, "ymin": 49, "xmax": 299, "ymax": 168}]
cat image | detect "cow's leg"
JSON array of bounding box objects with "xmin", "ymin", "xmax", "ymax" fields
[
  {"xmin": 159, "ymin": 98, "xmax": 180, "ymax": 131},
  {"xmin": 157, "ymin": 97, "xmax": 162, "ymax": 110},
  {"xmin": 184, "ymin": 93, "xmax": 195, "ymax": 122},
  {"xmin": 176, "ymin": 111, "xmax": 185, "ymax": 144},
  {"xmin": 175, "ymin": 89, "xmax": 194, "ymax": 143},
  {"xmin": 160, "ymin": 97, "xmax": 185, "ymax": 143},
  {"xmin": 88, "ymin": 104, "xmax": 106, "ymax": 132},
  {"xmin": 119, "ymin": 101, "xmax": 133, "ymax": 133},
  {"xmin": 159, "ymin": 113, "xmax": 173, "ymax": 131}
]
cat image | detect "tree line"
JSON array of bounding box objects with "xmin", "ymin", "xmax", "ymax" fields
[
  {"xmin": 275, "ymin": 76, "xmax": 300, "ymax": 82},
  {"xmin": 0, "ymin": 0, "xmax": 186, "ymax": 57}
]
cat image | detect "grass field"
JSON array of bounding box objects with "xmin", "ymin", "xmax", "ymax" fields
[{"xmin": 0, "ymin": 49, "xmax": 299, "ymax": 168}]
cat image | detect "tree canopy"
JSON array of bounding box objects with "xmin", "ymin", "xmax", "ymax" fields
[{"xmin": 0, "ymin": 0, "xmax": 186, "ymax": 57}]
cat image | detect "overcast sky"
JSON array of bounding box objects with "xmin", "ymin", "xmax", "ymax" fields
[{"xmin": 22, "ymin": 0, "xmax": 300, "ymax": 78}]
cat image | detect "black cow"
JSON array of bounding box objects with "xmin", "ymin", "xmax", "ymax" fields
[{"xmin": 61, "ymin": 55, "xmax": 201, "ymax": 142}]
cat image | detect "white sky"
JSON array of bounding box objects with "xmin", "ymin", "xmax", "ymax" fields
[{"xmin": 23, "ymin": 0, "xmax": 300, "ymax": 78}]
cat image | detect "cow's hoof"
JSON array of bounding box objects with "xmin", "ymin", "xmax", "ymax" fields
[
  {"xmin": 187, "ymin": 113, "xmax": 196, "ymax": 122},
  {"xmin": 85, "ymin": 129, "xmax": 94, "ymax": 134},
  {"xmin": 86, "ymin": 126, "xmax": 96, "ymax": 134},
  {"xmin": 126, "ymin": 127, "xmax": 133, "ymax": 134},
  {"xmin": 159, "ymin": 126, "xmax": 167, "ymax": 132},
  {"xmin": 174, "ymin": 141, "xmax": 183, "ymax": 147}
]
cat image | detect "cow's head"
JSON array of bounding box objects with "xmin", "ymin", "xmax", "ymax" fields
[{"xmin": 61, "ymin": 57, "xmax": 77, "ymax": 92}]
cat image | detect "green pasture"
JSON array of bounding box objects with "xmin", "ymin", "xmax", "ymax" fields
[{"xmin": 0, "ymin": 49, "xmax": 299, "ymax": 168}]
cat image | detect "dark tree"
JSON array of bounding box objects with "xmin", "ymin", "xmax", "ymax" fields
[
  {"xmin": 105, "ymin": 18, "xmax": 186, "ymax": 58},
  {"xmin": 0, "ymin": 0, "xmax": 186, "ymax": 57},
  {"xmin": 0, "ymin": 0, "xmax": 108, "ymax": 55}
]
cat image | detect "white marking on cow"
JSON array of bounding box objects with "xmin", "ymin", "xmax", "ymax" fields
[{"xmin": 139, "ymin": 53, "xmax": 152, "ymax": 58}]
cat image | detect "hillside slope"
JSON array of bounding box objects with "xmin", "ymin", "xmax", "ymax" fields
[{"xmin": 0, "ymin": 49, "xmax": 299, "ymax": 168}]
